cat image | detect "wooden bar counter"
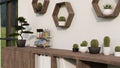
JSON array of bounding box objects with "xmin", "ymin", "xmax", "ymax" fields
[{"xmin": 2, "ymin": 47, "xmax": 120, "ymax": 68}]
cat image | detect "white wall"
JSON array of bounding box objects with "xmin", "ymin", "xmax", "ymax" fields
[{"xmin": 19, "ymin": 0, "xmax": 120, "ymax": 68}]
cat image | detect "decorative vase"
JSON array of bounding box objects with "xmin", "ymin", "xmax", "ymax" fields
[
  {"xmin": 88, "ymin": 47, "xmax": 101, "ymax": 54},
  {"xmin": 80, "ymin": 47, "xmax": 88, "ymax": 53},
  {"xmin": 103, "ymin": 9, "xmax": 113, "ymax": 16},
  {"xmin": 59, "ymin": 21, "xmax": 66, "ymax": 26},
  {"xmin": 103, "ymin": 47, "xmax": 111, "ymax": 55},
  {"xmin": 114, "ymin": 52, "xmax": 120, "ymax": 57}
]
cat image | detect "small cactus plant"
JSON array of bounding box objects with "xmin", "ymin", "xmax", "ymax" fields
[
  {"xmin": 80, "ymin": 41, "xmax": 88, "ymax": 47},
  {"xmin": 58, "ymin": 16, "xmax": 66, "ymax": 21},
  {"xmin": 115, "ymin": 46, "xmax": 120, "ymax": 52},
  {"xmin": 90, "ymin": 39, "xmax": 99, "ymax": 47},
  {"xmin": 73, "ymin": 44, "xmax": 79, "ymax": 52},
  {"xmin": 104, "ymin": 36, "xmax": 110, "ymax": 47},
  {"xmin": 104, "ymin": 4, "xmax": 112, "ymax": 9},
  {"xmin": 73, "ymin": 44, "xmax": 78, "ymax": 48}
]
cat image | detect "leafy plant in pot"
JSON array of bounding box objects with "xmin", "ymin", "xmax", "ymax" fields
[
  {"xmin": 9, "ymin": 17, "xmax": 33, "ymax": 47},
  {"xmin": 73, "ymin": 44, "xmax": 79, "ymax": 52},
  {"xmin": 114, "ymin": 46, "xmax": 120, "ymax": 57},
  {"xmin": 103, "ymin": 36, "xmax": 111, "ymax": 55},
  {"xmin": 88, "ymin": 39, "xmax": 101, "ymax": 54},
  {"xmin": 58, "ymin": 16, "xmax": 66, "ymax": 26},
  {"xmin": 80, "ymin": 40, "xmax": 88, "ymax": 53},
  {"xmin": 103, "ymin": 4, "xmax": 113, "ymax": 16}
]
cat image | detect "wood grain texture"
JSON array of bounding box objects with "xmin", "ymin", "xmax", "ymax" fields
[
  {"xmin": 2, "ymin": 47, "xmax": 15, "ymax": 68},
  {"xmin": 2, "ymin": 47, "xmax": 120, "ymax": 68},
  {"xmin": 51, "ymin": 56, "xmax": 57, "ymax": 68},
  {"xmin": 15, "ymin": 48, "xmax": 32, "ymax": 68},
  {"xmin": 31, "ymin": 47, "xmax": 120, "ymax": 66}
]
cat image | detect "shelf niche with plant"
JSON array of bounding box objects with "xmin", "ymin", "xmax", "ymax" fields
[
  {"xmin": 32, "ymin": 0, "xmax": 49, "ymax": 14},
  {"xmin": 92, "ymin": 0, "xmax": 120, "ymax": 18},
  {"xmin": 52, "ymin": 2, "xmax": 74, "ymax": 28}
]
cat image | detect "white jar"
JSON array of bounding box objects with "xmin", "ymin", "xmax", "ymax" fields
[
  {"xmin": 103, "ymin": 47, "xmax": 111, "ymax": 55},
  {"xmin": 114, "ymin": 52, "xmax": 120, "ymax": 57},
  {"xmin": 103, "ymin": 9, "xmax": 113, "ymax": 16},
  {"xmin": 59, "ymin": 21, "xmax": 66, "ymax": 26},
  {"xmin": 80, "ymin": 47, "xmax": 88, "ymax": 53}
]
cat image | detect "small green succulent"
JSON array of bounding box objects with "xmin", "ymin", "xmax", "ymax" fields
[
  {"xmin": 80, "ymin": 40, "xmax": 88, "ymax": 47},
  {"xmin": 115, "ymin": 46, "xmax": 120, "ymax": 52},
  {"xmin": 104, "ymin": 4, "xmax": 112, "ymax": 9},
  {"xmin": 58, "ymin": 16, "xmax": 66, "ymax": 21},
  {"xmin": 90, "ymin": 39, "xmax": 99, "ymax": 47},
  {"xmin": 73, "ymin": 44, "xmax": 79, "ymax": 48}
]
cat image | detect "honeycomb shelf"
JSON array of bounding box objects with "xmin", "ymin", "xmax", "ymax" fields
[
  {"xmin": 52, "ymin": 2, "xmax": 74, "ymax": 28},
  {"xmin": 92, "ymin": 0, "xmax": 120, "ymax": 18},
  {"xmin": 32, "ymin": 0, "xmax": 49, "ymax": 14}
]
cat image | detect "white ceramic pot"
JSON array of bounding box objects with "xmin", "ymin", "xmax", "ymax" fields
[
  {"xmin": 103, "ymin": 47, "xmax": 111, "ymax": 55},
  {"xmin": 114, "ymin": 52, "xmax": 120, "ymax": 57},
  {"xmin": 59, "ymin": 21, "xmax": 66, "ymax": 26},
  {"xmin": 80, "ymin": 47, "xmax": 88, "ymax": 53},
  {"xmin": 103, "ymin": 9, "xmax": 113, "ymax": 16}
]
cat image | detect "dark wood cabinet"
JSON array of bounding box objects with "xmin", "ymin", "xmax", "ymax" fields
[
  {"xmin": 2, "ymin": 47, "xmax": 120, "ymax": 68},
  {"xmin": 2, "ymin": 47, "xmax": 32, "ymax": 68},
  {"xmin": 2, "ymin": 47, "xmax": 15, "ymax": 68}
]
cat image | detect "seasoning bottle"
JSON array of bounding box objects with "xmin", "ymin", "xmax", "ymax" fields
[
  {"xmin": 37, "ymin": 29, "xmax": 43, "ymax": 38},
  {"xmin": 43, "ymin": 28, "xmax": 50, "ymax": 39}
]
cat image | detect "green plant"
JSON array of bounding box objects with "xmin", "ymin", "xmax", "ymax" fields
[
  {"xmin": 9, "ymin": 17, "xmax": 33, "ymax": 40},
  {"xmin": 104, "ymin": 36, "xmax": 110, "ymax": 47},
  {"xmin": 73, "ymin": 44, "xmax": 78, "ymax": 48},
  {"xmin": 58, "ymin": 16, "xmax": 66, "ymax": 21},
  {"xmin": 104, "ymin": 4, "xmax": 112, "ymax": 9},
  {"xmin": 80, "ymin": 40, "xmax": 88, "ymax": 47},
  {"xmin": 37, "ymin": 2, "xmax": 42, "ymax": 11},
  {"xmin": 115, "ymin": 46, "xmax": 120, "ymax": 52},
  {"xmin": 90, "ymin": 39, "xmax": 99, "ymax": 47}
]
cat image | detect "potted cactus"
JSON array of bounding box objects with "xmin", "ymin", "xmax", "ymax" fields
[
  {"xmin": 58, "ymin": 16, "xmax": 66, "ymax": 26},
  {"xmin": 103, "ymin": 36, "xmax": 111, "ymax": 55},
  {"xmin": 88, "ymin": 39, "xmax": 101, "ymax": 54},
  {"xmin": 80, "ymin": 40, "xmax": 88, "ymax": 53},
  {"xmin": 9, "ymin": 17, "xmax": 33, "ymax": 47},
  {"xmin": 73, "ymin": 44, "xmax": 79, "ymax": 52},
  {"xmin": 103, "ymin": 4, "xmax": 113, "ymax": 16},
  {"xmin": 114, "ymin": 46, "xmax": 120, "ymax": 57}
]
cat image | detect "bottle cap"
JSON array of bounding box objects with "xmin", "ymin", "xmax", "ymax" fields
[{"xmin": 37, "ymin": 29, "xmax": 43, "ymax": 32}]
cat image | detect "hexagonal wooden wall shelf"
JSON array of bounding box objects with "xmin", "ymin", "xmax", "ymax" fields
[
  {"xmin": 92, "ymin": 0, "xmax": 120, "ymax": 18},
  {"xmin": 52, "ymin": 2, "xmax": 74, "ymax": 28},
  {"xmin": 32, "ymin": 0, "xmax": 49, "ymax": 14}
]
